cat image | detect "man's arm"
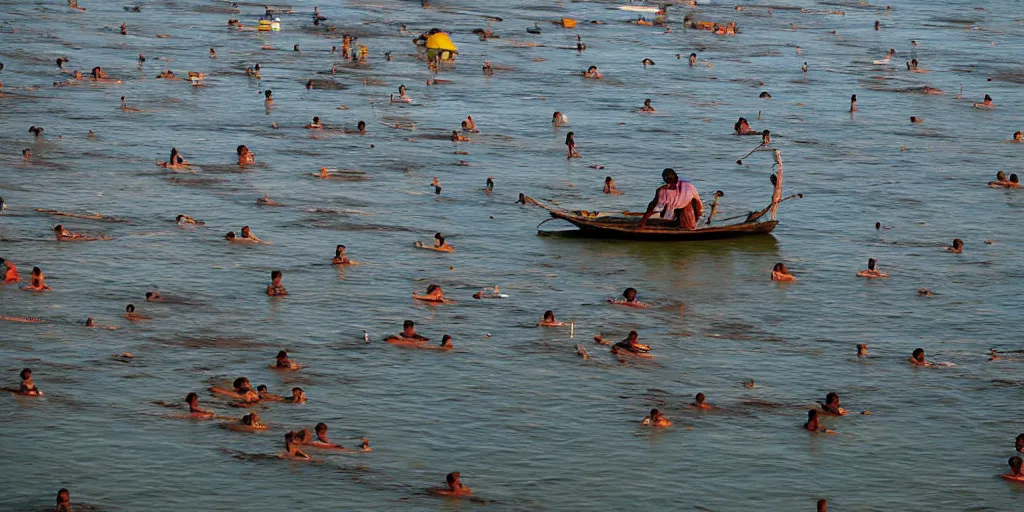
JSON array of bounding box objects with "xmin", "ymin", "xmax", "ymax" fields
[{"xmin": 638, "ymin": 189, "xmax": 662, "ymax": 228}]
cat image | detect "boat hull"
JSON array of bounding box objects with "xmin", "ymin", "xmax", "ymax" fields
[{"xmin": 555, "ymin": 218, "xmax": 778, "ymax": 241}]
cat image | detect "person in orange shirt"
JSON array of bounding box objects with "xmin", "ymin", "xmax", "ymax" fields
[{"xmin": 1, "ymin": 258, "xmax": 21, "ymax": 284}]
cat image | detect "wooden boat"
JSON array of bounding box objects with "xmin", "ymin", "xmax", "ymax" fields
[{"xmin": 519, "ymin": 195, "xmax": 779, "ymax": 241}]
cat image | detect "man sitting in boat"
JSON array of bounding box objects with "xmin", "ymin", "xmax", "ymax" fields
[{"xmin": 638, "ymin": 168, "xmax": 703, "ymax": 230}]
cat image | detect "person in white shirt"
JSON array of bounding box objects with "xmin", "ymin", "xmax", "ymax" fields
[{"xmin": 638, "ymin": 168, "xmax": 703, "ymax": 229}]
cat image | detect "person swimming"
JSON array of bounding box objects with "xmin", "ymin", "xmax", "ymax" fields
[
  {"xmin": 693, "ymin": 392, "xmax": 712, "ymax": 410},
  {"xmin": 817, "ymin": 392, "xmax": 847, "ymax": 416},
  {"xmin": 332, "ymin": 244, "xmax": 356, "ymax": 265},
  {"xmin": 266, "ymin": 270, "xmax": 287, "ymax": 296},
  {"xmin": 551, "ymin": 111, "xmax": 568, "ymax": 127},
  {"xmin": 264, "ymin": 89, "xmax": 273, "ymax": 104},
  {"xmin": 734, "ymin": 117, "xmax": 757, "ymax": 135},
  {"xmin": 54, "ymin": 488, "xmax": 72, "ymax": 512},
  {"xmin": 175, "ymin": 214, "xmax": 204, "ymax": 226},
  {"xmin": 482, "ymin": 61, "xmax": 493, "ymax": 75},
  {"xmin": 611, "ymin": 330, "xmax": 652, "ymax": 356},
  {"xmin": 239, "ymin": 225, "xmax": 263, "ymax": 242},
  {"xmin": 641, "ymin": 408, "xmax": 671, "ymax": 427},
  {"xmin": 283, "ymin": 431, "xmax": 311, "ymax": 459},
  {"xmin": 305, "ymin": 116, "xmax": 323, "ymax": 129},
  {"xmin": 603, "ymin": 176, "xmax": 622, "ymax": 195},
  {"xmin": 16, "ymin": 368, "xmax": 43, "ymax": 396},
  {"xmin": 974, "ymin": 94, "xmax": 994, "ymax": 109},
  {"xmin": 771, "ymin": 263, "xmax": 796, "ymax": 281},
  {"xmin": 640, "ymin": 98, "xmax": 656, "ymax": 113},
  {"xmin": 391, "ymin": 84, "xmax": 412, "ymax": 103},
  {"xmin": 451, "ymin": 130, "xmax": 471, "ymax": 142},
  {"xmin": 415, "ymin": 232, "xmax": 454, "ymax": 252},
  {"xmin": 804, "ymin": 409, "xmax": 833, "ymax": 433},
  {"xmin": 185, "ymin": 392, "xmax": 214, "ymax": 418},
  {"xmin": 23, "ymin": 266, "xmax": 52, "ymax": 292},
  {"xmin": 432, "ymin": 472, "xmax": 472, "ymax": 497},
  {"xmin": 237, "ymin": 145, "xmax": 255, "ymax": 165},
  {"xmin": 413, "ymin": 284, "xmax": 454, "ymax": 304},
  {"xmin": 689, "ymin": 53, "xmax": 698, "ymax": 66},
  {"xmin": 857, "ymin": 344, "xmax": 869, "ymax": 358},
  {"xmin": 856, "ymin": 258, "xmax": 888, "ymax": 278},
  {"xmin": 484, "ymin": 176, "xmax": 494, "ymax": 194},
  {"xmin": 641, "ymin": 58, "xmax": 655, "ymax": 69},
  {"xmin": 272, "ymin": 350, "xmax": 301, "ymax": 370},
  {"xmin": 285, "ymin": 387, "xmax": 307, "ymax": 403},
  {"xmin": 849, "ymin": 94, "xmax": 857, "ymax": 113},
  {"xmin": 210, "ymin": 377, "xmax": 260, "ymax": 403},
  {"xmin": 909, "ymin": 347, "xmax": 933, "ymax": 367},
  {"xmin": 947, "ymin": 238, "xmax": 964, "ymax": 253},
  {"xmin": 1, "ymin": 258, "xmax": 21, "ymax": 284},
  {"xmin": 1002, "ymin": 456, "xmax": 1024, "ymax": 482},
  {"xmin": 236, "ymin": 412, "xmax": 268, "ymax": 430},
  {"xmin": 609, "ymin": 287, "xmax": 648, "ymax": 307},
  {"xmin": 255, "ymin": 384, "xmax": 283, "ymax": 402},
  {"xmin": 389, "ymin": 320, "xmax": 429, "ymax": 343},
  {"xmin": 124, "ymin": 303, "xmax": 151, "ymax": 321},
  {"xmin": 565, "ymin": 131, "xmax": 580, "ymax": 159},
  {"xmin": 583, "ymin": 65, "xmax": 602, "ymax": 79},
  {"xmin": 1012, "ymin": 131, "xmax": 1023, "ymax": 142},
  {"xmin": 1015, "ymin": 433, "xmax": 1024, "ymax": 454},
  {"xmin": 538, "ymin": 310, "xmax": 563, "ymax": 327}
]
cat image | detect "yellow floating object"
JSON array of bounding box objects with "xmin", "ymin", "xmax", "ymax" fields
[
  {"xmin": 561, "ymin": 18, "xmax": 577, "ymax": 28},
  {"xmin": 257, "ymin": 18, "xmax": 280, "ymax": 32},
  {"xmin": 425, "ymin": 32, "xmax": 457, "ymax": 52}
]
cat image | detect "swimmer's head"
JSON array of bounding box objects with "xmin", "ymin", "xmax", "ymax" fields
[
  {"xmin": 850, "ymin": 94, "xmax": 857, "ymax": 102},
  {"xmin": 643, "ymin": 98, "xmax": 652, "ymax": 106},
  {"xmin": 825, "ymin": 392, "xmax": 839, "ymax": 405},
  {"xmin": 276, "ymin": 350, "xmax": 288, "ymax": 360},
  {"xmin": 1010, "ymin": 456, "xmax": 1023, "ymax": 474},
  {"xmin": 1016, "ymin": 433, "xmax": 1024, "ymax": 452},
  {"xmin": 32, "ymin": 266, "xmax": 42, "ymax": 276},
  {"xmin": 985, "ymin": 94, "xmax": 992, "ymax": 102},
  {"xmin": 426, "ymin": 284, "xmax": 440, "ymax": 294},
  {"xmin": 313, "ymin": 116, "xmax": 320, "ymax": 124},
  {"xmin": 627, "ymin": 330, "xmax": 639, "ymax": 341},
  {"xmin": 225, "ymin": 231, "xmax": 236, "ymax": 240},
  {"xmin": 233, "ymin": 377, "xmax": 249, "ymax": 390},
  {"xmin": 867, "ymin": 258, "xmax": 876, "ymax": 270},
  {"xmin": 817, "ymin": 498, "xmax": 827, "ymax": 512},
  {"xmin": 661, "ymin": 168, "xmax": 678, "ymax": 184},
  {"xmin": 1014, "ymin": 131, "xmax": 1023, "ymax": 141},
  {"xmin": 912, "ymin": 348, "xmax": 925, "ymax": 361},
  {"xmin": 236, "ymin": 145, "xmax": 247, "ymax": 155},
  {"xmin": 587, "ymin": 65, "xmax": 597, "ymax": 72},
  {"xmin": 807, "ymin": 409, "xmax": 819, "ymax": 421},
  {"xmin": 85, "ymin": 317, "xmax": 94, "ymax": 327},
  {"xmin": 773, "ymin": 263, "xmax": 787, "ymax": 273},
  {"xmin": 145, "ymin": 292, "xmax": 154, "ymax": 299},
  {"xmin": 695, "ymin": 392, "xmax": 706, "ymax": 404},
  {"xmin": 20, "ymin": 368, "xmax": 31, "ymax": 380},
  {"xmin": 1010, "ymin": 174, "xmax": 1019, "ymax": 184},
  {"xmin": 125, "ymin": 304, "xmax": 135, "ymax": 313},
  {"xmin": 399, "ymin": 84, "xmax": 406, "ymax": 93},
  {"xmin": 316, "ymin": 422, "xmax": 328, "ymax": 435},
  {"xmin": 242, "ymin": 413, "xmax": 256, "ymax": 426},
  {"xmin": 358, "ymin": 120, "xmax": 366, "ymax": 131},
  {"xmin": 57, "ymin": 489, "xmax": 70, "ymax": 505},
  {"xmin": 952, "ymin": 238, "xmax": 963, "ymax": 250},
  {"xmin": 910, "ymin": 116, "xmax": 918, "ymax": 123},
  {"xmin": 257, "ymin": 384, "xmax": 268, "ymax": 392},
  {"xmin": 270, "ymin": 270, "xmax": 282, "ymax": 281},
  {"xmin": 441, "ymin": 335, "xmax": 453, "ymax": 347},
  {"xmin": 543, "ymin": 310, "xmax": 555, "ymax": 322},
  {"xmin": 403, "ymin": 320, "xmax": 415, "ymax": 329},
  {"xmin": 446, "ymin": 472, "xmax": 460, "ymax": 486},
  {"xmin": 186, "ymin": 392, "xmax": 198, "ymax": 404},
  {"xmin": 264, "ymin": 89, "xmax": 272, "ymax": 99},
  {"xmin": 875, "ymin": 222, "xmax": 881, "ymax": 230},
  {"xmin": 623, "ymin": 287, "xmax": 638, "ymax": 301},
  {"xmin": 857, "ymin": 343, "xmax": 868, "ymax": 355},
  {"xmin": 175, "ymin": 214, "xmax": 184, "ymax": 222},
  {"xmin": 434, "ymin": 232, "xmax": 445, "ymax": 244},
  {"xmin": 53, "ymin": 224, "xmax": 63, "ymax": 233}
]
